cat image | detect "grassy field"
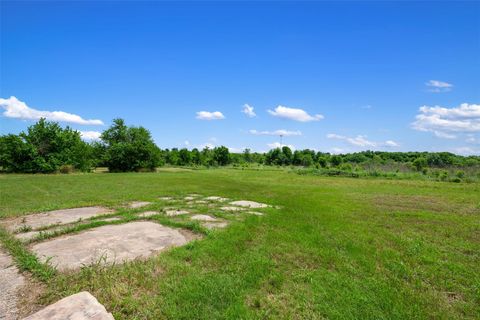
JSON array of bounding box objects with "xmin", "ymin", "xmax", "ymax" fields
[{"xmin": 1, "ymin": 169, "xmax": 479, "ymax": 319}]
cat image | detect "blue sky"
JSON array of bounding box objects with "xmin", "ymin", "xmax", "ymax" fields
[{"xmin": 1, "ymin": 1, "xmax": 479, "ymax": 154}]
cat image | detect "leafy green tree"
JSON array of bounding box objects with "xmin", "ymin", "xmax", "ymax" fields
[
  {"xmin": 178, "ymin": 148, "xmax": 192, "ymax": 166},
  {"xmin": 100, "ymin": 118, "xmax": 160, "ymax": 172},
  {"xmin": 213, "ymin": 146, "xmax": 230, "ymax": 166},
  {"xmin": 282, "ymin": 146, "xmax": 293, "ymax": 165},
  {"xmin": 330, "ymin": 155, "xmax": 343, "ymax": 167},
  {"xmin": 0, "ymin": 118, "xmax": 92, "ymax": 173},
  {"xmin": 412, "ymin": 157, "xmax": 428, "ymax": 172},
  {"xmin": 191, "ymin": 148, "xmax": 201, "ymax": 165}
]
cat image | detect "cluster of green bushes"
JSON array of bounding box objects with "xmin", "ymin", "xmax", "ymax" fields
[{"xmin": 1, "ymin": 118, "xmax": 479, "ymax": 180}]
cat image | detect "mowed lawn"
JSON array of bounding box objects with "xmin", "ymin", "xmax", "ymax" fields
[{"xmin": 1, "ymin": 169, "xmax": 479, "ymax": 319}]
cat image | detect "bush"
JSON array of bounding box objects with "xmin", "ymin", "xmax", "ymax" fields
[{"xmin": 59, "ymin": 164, "xmax": 75, "ymax": 174}]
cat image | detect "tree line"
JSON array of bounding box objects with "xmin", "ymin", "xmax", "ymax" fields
[{"xmin": 1, "ymin": 118, "xmax": 479, "ymax": 173}]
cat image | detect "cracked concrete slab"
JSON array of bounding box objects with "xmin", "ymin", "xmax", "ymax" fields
[
  {"xmin": 203, "ymin": 222, "xmax": 228, "ymax": 229},
  {"xmin": 0, "ymin": 249, "xmax": 25, "ymax": 320},
  {"xmin": 137, "ymin": 211, "xmax": 160, "ymax": 218},
  {"xmin": 229, "ymin": 200, "xmax": 269, "ymax": 208},
  {"xmin": 127, "ymin": 201, "xmax": 151, "ymax": 209},
  {"xmin": 23, "ymin": 291, "xmax": 113, "ymax": 320},
  {"xmin": 204, "ymin": 196, "xmax": 229, "ymax": 202},
  {"xmin": 165, "ymin": 209, "xmax": 189, "ymax": 216},
  {"xmin": 1, "ymin": 207, "xmax": 113, "ymax": 233},
  {"xmin": 31, "ymin": 222, "xmax": 190, "ymax": 271},
  {"xmin": 190, "ymin": 214, "xmax": 217, "ymax": 222},
  {"xmin": 220, "ymin": 206, "xmax": 245, "ymax": 212}
]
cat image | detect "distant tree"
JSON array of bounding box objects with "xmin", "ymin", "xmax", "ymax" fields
[
  {"xmin": 0, "ymin": 118, "xmax": 93, "ymax": 173},
  {"xmin": 330, "ymin": 155, "xmax": 343, "ymax": 167},
  {"xmin": 191, "ymin": 148, "xmax": 201, "ymax": 165},
  {"xmin": 213, "ymin": 146, "xmax": 230, "ymax": 166},
  {"xmin": 282, "ymin": 146, "xmax": 293, "ymax": 165},
  {"xmin": 178, "ymin": 148, "xmax": 192, "ymax": 166},
  {"xmin": 100, "ymin": 118, "xmax": 160, "ymax": 172},
  {"xmin": 243, "ymin": 148, "xmax": 252, "ymax": 163},
  {"xmin": 412, "ymin": 157, "xmax": 428, "ymax": 172}
]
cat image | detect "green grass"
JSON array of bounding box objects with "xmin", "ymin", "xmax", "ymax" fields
[{"xmin": 0, "ymin": 169, "xmax": 479, "ymax": 319}]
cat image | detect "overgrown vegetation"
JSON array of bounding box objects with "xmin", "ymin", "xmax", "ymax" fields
[
  {"xmin": 1, "ymin": 119, "xmax": 479, "ymax": 181},
  {"xmin": 0, "ymin": 170, "xmax": 478, "ymax": 319}
]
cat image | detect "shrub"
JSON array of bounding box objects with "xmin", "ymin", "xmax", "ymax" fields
[{"xmin": 59, "ymin": 164, "xmax": 75, "ymax": 174}]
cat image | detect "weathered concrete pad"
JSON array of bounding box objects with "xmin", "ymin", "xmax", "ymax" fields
[
  {"xmin": 23, "ymin": 291, "xmax": 113, "ymax": 320},
  {"xmin": 246, "ymin": 211, "xmax": 263, "ymax": 216},
  {"xmin": 229, "ymin": 200, "xmax": 269, "ymax": 208},
  {"xmin": 1, "ymin": 250, "xmax": 25, "ymax": 320},
  {"xmin": 127, "ymin": 201, "xmax": 151, "ymax": 209},
  {"xmin": 137, "ymin": 211, "xmax": 160, "ymax": 218},
  {"xmin": 220, "ymin": 206, "xmax": 244, "ymax": 212},
  {"xmin": 203, "ymin": 222, "xmax": 228, "ymax": 230},
  {"xmin": 2, "ymin": 207, "xmax": 113, "ymax": 232},
  {"xmin": 165, "ymin": 209, "xmax": 189, "ymax": 216},
  {"xmin": 205, "ymin": 196, "xmax": 229, "ymax": 202},
  {"xmin": 31, "ymin": 222, "xmax": 189, "ymax": 271},
  {"xmin": 190, "ymin": 214, "xmax": 217, "ymax": 222}
]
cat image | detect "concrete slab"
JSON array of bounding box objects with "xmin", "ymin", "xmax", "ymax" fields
[
  {"xmin": 184, "ymin": 196, "xmax": 195, "ymax": 201},
  {"xmin": 158, "ymin": 197, "xmax": 173, "ymax": 201},
  {"xmin": 2, "ymin": 207, "xmax": 113, "ymax": 232},
  {"xmin": 15, "ymin": 231, "xmax": 41, "ymax": 242},
  {"xmin": 190, "ymin": 214, "xmax": 217, "ymax": 222},
  {"xmin": 31, "ymin": 222, "xmax": 190, "ymax": 271},
  {"xmin": 246, "ymin": 211, "xmax": 264, "ymax": 216},
  {"xmin": 127, "ymin": 201, "xmax": 151, "ymax": 209},
  {"xmin": 165, "ymin": 209, "xmax": 189, "ymax": 216},
  {"xmin": 204, "ymin": 196, "xmax": 229, "ymax": 202},
  {"xmin": 23, "ymin": 291, "xmax": 113, "ymax": 320},
  {"xmin": 229, "ymin": 200, "xmax": 269, "ymax": 208},
  {"xmin": 0, "ymin": 250, "xmax": 25, "ymax": 320},
  {"xmin": 203, "ymin": 222, "xmax": 228, "ymax": 229},
  {"xmin": 220, "ymin": 206, "xmax": 244, "ymax": 212},
  {"xmin": 137, "ymin": 211, "xmax": 160, "ymax": 218}
]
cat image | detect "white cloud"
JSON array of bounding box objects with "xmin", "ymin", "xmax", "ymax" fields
[
  {"xmin": 184, "ymin": 140, "xmax": 190, "ymax": 146},
  {"xmin": 267, "ymin": 142, "xmax": 295, "ymax": 150},
  {"xmin": 426, "ymin": 80, "xmax": 453, "ymax": 93},
  {"xmin": 327, "ymin": 133, "xmax": 399, "ymax": 149},
  {"xmin": 242, "ymin": 104, "xmax": 256, "ymax": 118},
  {"xmin": 196, "ymin": 111, "xmax": 225, "ymax": 120},
  {"xmin": 330, "ymin": 147, "xmax": 345, "ymax": 154},
  {"xmin": 267, "ymin": 105, "xmax": 324, "ymax": 122},
  {"xmin": 80, "ymin": 131, "xmax": 101, "ymax": 140},
  {"xmin": 249, "ymin": 129, "xmax": 302, "ymax": 137},
  {"xmin": 384, "ymin": 140, "xmax": 399, "ymax": 147},
  {"xmin": 452, "ymin": 147, "xmax": 479, "ymax": 156},
  {"xmin": 199, "ymin": 142, "xmax": 215, "ymax": 149},
  {"xmin": 0, "ymin": 96, "xmax": 104, "ymax": 125},
  {"xmin": 466, "ymin": 135, "xmax": 479, "ymax": 144},
  {"xmin": 411, "ymin": 103, "xmax": 480, "ymax": 138}
]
